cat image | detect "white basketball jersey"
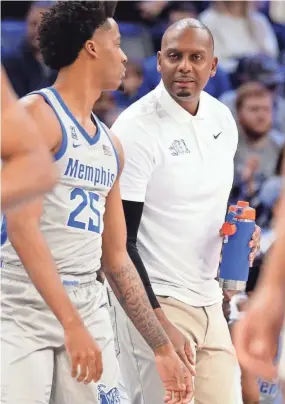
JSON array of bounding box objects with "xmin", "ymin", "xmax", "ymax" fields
[{"xmin": 1, "ymin": 87, "xmax": 118, "ymax": 278}]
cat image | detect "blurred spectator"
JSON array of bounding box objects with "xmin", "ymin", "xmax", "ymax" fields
[
  {"xmin": 220, "ymin": 54, "xmax": 285, "ymax": 134},
  {"xmin": 167, "ymin": 2, "xmax": 197, "ymax": 25},
  {"xmin": 150, "ymin": 2, "xmax": 199, "ymax": 52},
  {"xmin": 113, "ymin": 61, "xmax": 146, "ymax": 109},
  {"xmin": 93, "ymin": 92, "xmax": 121, "ymax": 128},
  {"xmin": 115, "ymin": 1, "xmax": 209, "ymax": 26},
  {"xmin": 233, "ymin": 82, "xmax": 283, "ymax": 203},
  {"xmin": 115, "ymin": 1, "xmax": 169, "ymax": 25},
  {"xmin": 200, "ymin": 1, "xmax": 279, "ymax": 72},
  {"xmin": 256, "ymin": 146, "xmax": 285, "ymax": 230},
  {"xmin": 269, "ymin": 0, "xmax": 285, "ymax": 25},
  {"xmin": 2, "ymin": 1, "xmax": 57, "ymax": 97},
  {"xmin": 1, "ymin": 1, "xmax": 32, "ymax": 20}
]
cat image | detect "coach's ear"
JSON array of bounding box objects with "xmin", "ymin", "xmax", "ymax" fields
[{"xmin": 157, "ymin": 51, "xmax": 161, "ymax": 73}]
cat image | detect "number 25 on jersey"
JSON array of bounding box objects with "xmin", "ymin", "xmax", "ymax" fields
[{"xmin": 67, "ymin": 188, "xmax": 101, "ymax": 233}]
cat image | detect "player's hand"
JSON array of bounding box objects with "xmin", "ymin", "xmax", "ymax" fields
[
  {"xmin": 154, "ymin": 344, "xmax": 193, "ymax": 403},
  {"xmin": 248, "ymin": 225, "xmax": 261, "ymax": 267},
  {"xmin": 164, "ymin": 363, "xmax": 194, "ymax": 404},
  {"xmin": 233, "ymin": 285, "xmax": 284, "ymax": 381},
  {"xmin": 160, "ymin": 319, "xmax": 196, "ymax": 376},
  {"xmin": 64, "ymin": 322, "xmax": 103, "ymax": 384}
]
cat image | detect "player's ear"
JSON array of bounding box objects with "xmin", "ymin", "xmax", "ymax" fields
[
  {"xmin": 85, "ymin": 40, "xmax": 98, "ymax": 59},
  {"xmin": 157, "ymin": 51, "xmax": 161, "ymax": 73}
]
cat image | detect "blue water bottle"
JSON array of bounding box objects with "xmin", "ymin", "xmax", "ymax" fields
[{"xmin": 219, "ymin": 201, "xmax": 256, "ymax": 291}]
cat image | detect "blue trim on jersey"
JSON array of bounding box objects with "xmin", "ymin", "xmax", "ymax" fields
[
  {"xmin": 30, "ymin": 90, "xmax": 68, "ymax": 161},
  {"xmin": 48, "ymin": 87, "xmax": 101, "ymax": 146},
  {"xmin": 98, "ymin": 117, "xmax": 120, "ymax": 176}
]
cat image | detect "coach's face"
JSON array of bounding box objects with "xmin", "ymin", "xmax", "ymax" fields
[{"xmin": 157, "ymin": 27, "xmax": 217, "ymax": 104}]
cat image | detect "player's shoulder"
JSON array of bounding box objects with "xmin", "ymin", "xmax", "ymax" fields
[
  {"xmin": 19, "ymin": 90, "xmax": 62, "ymax": 149},
  {"xmin": 19, "ymin": 92, "xmax": 55, "ymax": 121},
  {"xmin": 201, "ymin": 90, "xmax": 237, "ymax": 127}
]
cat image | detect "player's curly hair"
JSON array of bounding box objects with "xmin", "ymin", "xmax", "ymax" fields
[{"xmin": 39, "ymin": 1, "xmax": 117, "ymax": 70}]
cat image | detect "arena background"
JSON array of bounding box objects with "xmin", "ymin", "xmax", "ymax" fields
[{"xmin": 1, "ymin": 1, "xmax": 285, "ymax": 402}]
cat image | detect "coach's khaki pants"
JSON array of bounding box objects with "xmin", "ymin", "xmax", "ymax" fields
[{"xmin": 110, "ymin": 292, "xmax": 238, "ymax": 404}]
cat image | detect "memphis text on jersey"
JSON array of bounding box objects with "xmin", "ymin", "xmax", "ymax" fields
[{"xmin": 64, "ymin": 158, "xmax": 116, "ymax": 188}]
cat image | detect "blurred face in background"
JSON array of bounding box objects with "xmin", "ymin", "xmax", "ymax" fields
[
  {"xmin": 238, "ymin": 94, "xmax": 273, "ymax": 139},
  {"xmin": 93, "ymin": 92, "xmax": 116, "ymax": 120},
  {"xmin": 122, "ymin": 62, "xmax": 143, "ymax": 96},
  {"xmin": 93, "ymin": 92, "xmax": 121, "ymax": 127},
  {"xmin": 168, "ymin": 6, "xmax": 197, "ymax": 25},
  {"xmin": 27, "ymin": 5, "xmax": 50, "ymax": 52},
  {"xmin": 215, "ymin": 1, "xmax": 252, "ymax": 17}
]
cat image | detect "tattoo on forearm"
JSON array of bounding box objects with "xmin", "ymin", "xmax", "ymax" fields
[{"xmin": 104, "ymin": 257, "xmax": 169, "ymax": 350}]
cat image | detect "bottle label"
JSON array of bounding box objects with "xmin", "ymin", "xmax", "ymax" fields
[{"xmin": 258, "ymin": 378, "xmax": 280, "ymax": 403}]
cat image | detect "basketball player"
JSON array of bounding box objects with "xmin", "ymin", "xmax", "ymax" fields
[
  {"xmin": 111, "ymin": 18, "xmax": 261, "ymax": 404},
  {"xmin": 1, "ymin": 3, "xmax": 191, "ymax": 404},
  {"xmin": 1, "ymin": 67, "xmax": 57, "ymax": 211},
  {"xmin": 234, "ymin": 187, "xmax": 285, "ymax": 383}
]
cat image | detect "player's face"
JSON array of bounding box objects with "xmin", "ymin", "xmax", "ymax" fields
[
  {"xmin": 91, "ymin": 19, "xmax": 127, "ymax": 91},
  {"xmin": 158, "ymin": 28, "xmax": 217, "ymax": 103}
]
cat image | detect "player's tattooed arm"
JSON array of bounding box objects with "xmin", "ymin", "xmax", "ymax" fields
[
  {"xmin": 101, "ymin": 133, "xmax": 169, "ymax": 351},
  {"xmin": 102, "ymin": 256, "xmax": 169, "ymax": 350},
  {"xmin": 102, "ymin": 134, "xmax": 192, "ymax": 402}
]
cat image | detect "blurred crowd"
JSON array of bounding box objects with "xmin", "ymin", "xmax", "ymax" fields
[{"xmin": 1, "ymin": 0, "xmax": 285, "ymax": 402}]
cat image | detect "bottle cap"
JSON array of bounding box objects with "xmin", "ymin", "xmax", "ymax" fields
[
  {"xmin": 237, "ymin": 201, "xmax": 249, "ymax": 208},
  {"xmin": 221, "ymin": 222, "xmax": 237, "ymax": 236},
  {"xmin": 229, "ymin": 201, "xmax": 256, "ymax": 220}
]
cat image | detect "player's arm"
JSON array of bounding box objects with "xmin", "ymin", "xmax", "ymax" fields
[
  {"xmin": 111, "ymin": 119, "xmax": 195, "ymax": 371},
  {"xmin": 229, "ymin": 298, "xmax": 260, "ymax": 404},
  {"xmin": 102, "ymin": 136, "xmax": 192, "ymax": 402},
  {"xmin": 5, "ymin": 96, "xmax": 102, "ymax": 383},
  {"xmin": 102, "ymin": 137, "xmax": 169, "ymax": 351},
  {"xmin": 1, "ymin": 67, "xmax": 58, "ymax": 211},
  {"xmin": 259, "ymin": 189, "xmax": 285, "ymax": 288}
]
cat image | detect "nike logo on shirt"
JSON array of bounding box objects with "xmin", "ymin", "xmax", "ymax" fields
[{"xmin": 213, "ymin": 132, "xmax": 222, "ymax": 139}]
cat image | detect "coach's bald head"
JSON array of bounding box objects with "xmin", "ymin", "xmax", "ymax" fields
[
  {"xmin": 161, "ymin": 18, "xmax": 214, "ymax": 52},
  {"xmin": 158, "ymin": 18, "xmax": 217, "ymax": 115}
]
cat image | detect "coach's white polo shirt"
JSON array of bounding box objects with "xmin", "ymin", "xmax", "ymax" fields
[{"xmin": 112, "ymin": 82, "xmax": 238, "ymax": 307}]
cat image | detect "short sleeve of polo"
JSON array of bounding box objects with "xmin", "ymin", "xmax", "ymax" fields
[{"xmin": 111, "ymin": 117, "xmax": 156, "ymax": 202}]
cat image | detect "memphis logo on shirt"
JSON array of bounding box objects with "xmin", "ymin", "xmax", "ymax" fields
[
  {"xmin": 64, "ymin": 158, "xmax": 116, "ymax": 188},
  {"xmin": 97, "ymin": 384, "xmax": 120, "ymax": 403}
]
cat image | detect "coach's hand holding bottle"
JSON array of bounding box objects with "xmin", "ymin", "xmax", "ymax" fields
[{"xmin": 219, "ymin": 202, "xmax": 261, "ymax": 292}]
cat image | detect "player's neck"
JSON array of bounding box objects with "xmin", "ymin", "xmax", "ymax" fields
[{"xmin": 53, "ymin": 64, "xmax": 101, "ymax": 119}]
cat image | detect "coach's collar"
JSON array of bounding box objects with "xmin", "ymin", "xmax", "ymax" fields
[{"xmin": 155, "ymin": 81, "xmax": 206, "ymax": 124}]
